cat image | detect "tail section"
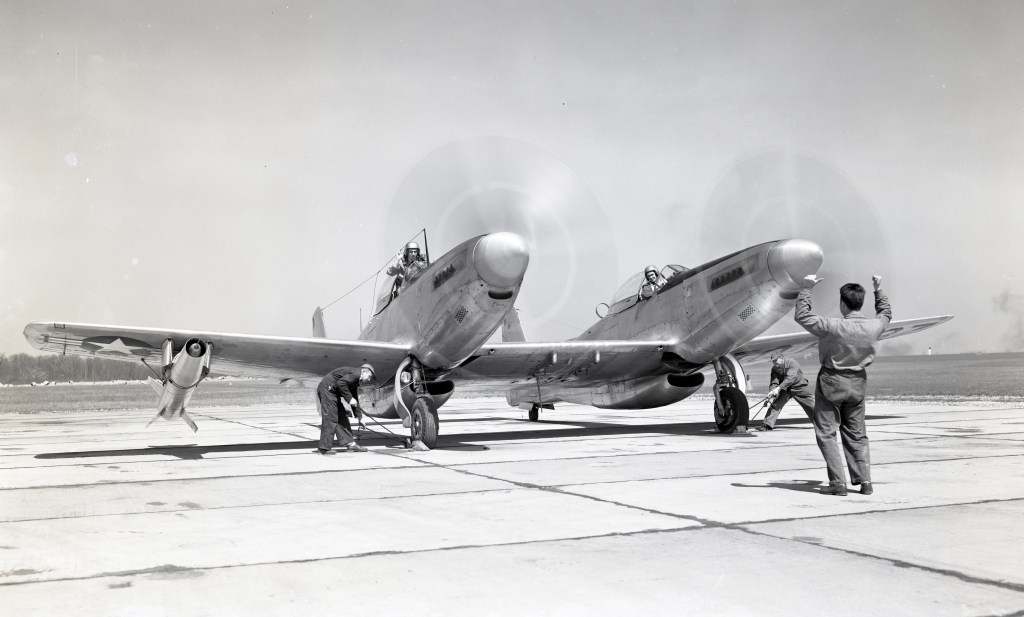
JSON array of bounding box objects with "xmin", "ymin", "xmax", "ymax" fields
[
  {"xmin": 312, "ymin": 306, "xmax": 327, "ymax": 338},
  {"xmin": 502, "ymin": 307, "xmax": 526, "ymax": 342}
]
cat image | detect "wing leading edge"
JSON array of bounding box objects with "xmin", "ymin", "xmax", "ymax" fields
[
  {"xmin": 730, "ymin": 315, "xmax": 955, "ymax": 365},
  {"xmin": 449, "ymin": 339, "xmax": 674, "ymax": 386},
  {"xmin": 23, "ymin": 321, "xmax": 412, "ymax": 385}
]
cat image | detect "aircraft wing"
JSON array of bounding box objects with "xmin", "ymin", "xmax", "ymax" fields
[
  {"xmin": 23, "ymin": 322, "xmax": 412, "ymax": 385},
  {"xmin": 450, "ymin": 340, "xmax": 673, "ymax": 384},
  {"xmin": 730, "ymin": 315, "xmax": 955, "ymax": 365}
]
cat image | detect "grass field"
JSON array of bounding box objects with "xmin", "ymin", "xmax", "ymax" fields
[{"xmin": 2, "ymin": 353, "xmax": 1022, "ymax": 414}]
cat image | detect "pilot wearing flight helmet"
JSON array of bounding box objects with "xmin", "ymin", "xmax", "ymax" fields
[
  {"xmin": 387, "ymin": 242, "xmax": 428, "ymax": 294},
  {"xmin": 637, "ymin": 265, "xmax": 668, "ymax": 301}
]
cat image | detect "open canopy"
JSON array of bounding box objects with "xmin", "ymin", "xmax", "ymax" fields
[{"xmin": 609, "ymin": 264, "xmax": 689, "ymax": 308}]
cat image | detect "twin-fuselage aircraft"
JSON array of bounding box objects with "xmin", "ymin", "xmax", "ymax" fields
[{"xmin": 24, "ymin": 232, "xmax": 952, "ymax": 447}]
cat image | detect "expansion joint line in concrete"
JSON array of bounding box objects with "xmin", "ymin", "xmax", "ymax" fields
[
  {"xmin": 730, "ymin": 524, "xmax": 1024, "ymax": 595},
  {"xmin": 406, "ymin": 456, "xmax": 718, "ymax": 527},
  {"xmin": 187, "ymin": 412, "xmax": 310, "ymax": 441},
  {"xmin": 0, "ymin": 526, "xmax": 700, "ymax": 588}
]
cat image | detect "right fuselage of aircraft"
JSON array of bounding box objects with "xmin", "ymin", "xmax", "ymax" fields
[{"xmin": 503, "ymin": 239, "xmax": 823, "ymax": 409}]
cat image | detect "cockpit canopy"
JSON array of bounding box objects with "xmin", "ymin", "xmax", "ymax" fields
[{"xmin": 608, "ymin": 265, "xmax": 688, "ymax": 308}]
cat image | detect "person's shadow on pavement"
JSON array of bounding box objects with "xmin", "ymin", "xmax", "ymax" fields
[{"xmin": 731, "ymin": 479, "xmax": 824, "ymax": 493}]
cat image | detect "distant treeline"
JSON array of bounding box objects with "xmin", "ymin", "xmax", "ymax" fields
[{"xmin": 0, "ymin": 353, "xmax": 151, "ymax": 385}]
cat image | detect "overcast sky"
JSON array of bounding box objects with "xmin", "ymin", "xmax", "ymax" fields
[{"xmin": 2, "ymin": 0, "xmax": 1022, "ymax": 356}]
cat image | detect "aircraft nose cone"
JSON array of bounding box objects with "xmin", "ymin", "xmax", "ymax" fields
[
  {"xmin": 474, "ymin": 232, "xmax": 530, "ymax": 289},
  {"xmin": 767, "ymin": 239, "xmax": 824, "ymax": 290}
]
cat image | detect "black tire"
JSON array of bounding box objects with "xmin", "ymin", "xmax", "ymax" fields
[
  {"xmin": 714, "ymin": 387, "xmax": 750, "ymax": 433},
  {"xmin": 528, "ymin": 404, "xmax": 540, "ymax": 422},
  {"xmin": 411, "ymin": 396, "xmax": 439, "ymax": 448}
]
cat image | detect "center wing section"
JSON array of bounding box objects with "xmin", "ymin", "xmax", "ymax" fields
[
  {"xmin": 23, "ymin": 322, "xmax": 412, "ymax": 385},
  {"xmin": 730, "ymin": 315, "xmax": 955, "ymax": 365},
  {"xmin": 448, "ymin": 340, "xmax": 674, "ymax": 387}
]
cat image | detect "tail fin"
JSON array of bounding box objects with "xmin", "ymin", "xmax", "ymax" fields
[
  {"xmin": 312, "ymin": 306, "xmax": 327, "ymax": 338},
  {"xmin": 502, "ymin": 307, "xmax": 526, "ymax": 342}
]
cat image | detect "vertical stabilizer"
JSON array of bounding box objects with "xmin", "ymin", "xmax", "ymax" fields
[
  {"xmin": 312, "ymin": 306, "xmax": 327, "ymax": 338},
  {"xmin": 502, "ymin": 308, "xmax": 526, "ymax": 342}
]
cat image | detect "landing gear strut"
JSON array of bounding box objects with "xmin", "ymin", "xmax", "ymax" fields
[
  {"xmin": 712, "ymin": 355, "xmax": 749, "ymax": 433},
  {"xmin": 396, "ymin": 356, "xmax": 441, "ymax": 449}
]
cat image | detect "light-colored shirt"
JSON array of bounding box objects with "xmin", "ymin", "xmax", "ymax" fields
[{"xmin": 794, "ymin": 288, "xmax": 892, "ymax": 371}]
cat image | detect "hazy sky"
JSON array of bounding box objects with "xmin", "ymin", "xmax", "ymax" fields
[{"xmin": 2, "ymin": 1, "xmax": 1022, "ymax": 356}]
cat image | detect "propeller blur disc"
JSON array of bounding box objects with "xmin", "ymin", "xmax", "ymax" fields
[
  {"xmin": 699, "ymin": 150, "xmax": 892, "ymax": 327},
  {"xmin": 382, "ymin": 137, "xmax": 617, "ymax": 339}
]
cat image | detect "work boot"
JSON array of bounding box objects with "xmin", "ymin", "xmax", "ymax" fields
[
  {"xmin": 820, "ymin": 483, "xmax": 848, "ymax": 496},
  {"xmin": 756, "ymin": 424, "xmax": 773, "ymax": 431},
  {"xmin": 315, "ymin": 449, "xmax": 336, "ymax": 456},
  {"xmin": 860, "ymin": 482, "xmax": 874, "ymax": 495},
  {"xmin": 342, "ymin": 442, "xmax": 368, "ymax": 453}
]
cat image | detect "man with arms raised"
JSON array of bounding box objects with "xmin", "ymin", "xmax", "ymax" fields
[{"xmin": 795, "ymin": 275, "xmax": 891, "ymax": 496}]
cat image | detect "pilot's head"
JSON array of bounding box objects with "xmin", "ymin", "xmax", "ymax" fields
[
  {"xmin": 404, "ymin": 242, "xmax": 420, "ymax": 262},
  {"xmin": 359, "ymin": 363, "xmax": 377, "ymax": 384},
  {"xmin": 770, "ymin": 352, "xmax": 784, "ymax": 365},
  {"xmin": 644, "ymin": 265, "xmax": 659, "ymax": 283}
]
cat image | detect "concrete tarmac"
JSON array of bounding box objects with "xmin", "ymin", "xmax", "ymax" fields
[{"xmin": 1, "ymin": 397, "xmax": 1023, "ymax": 616}]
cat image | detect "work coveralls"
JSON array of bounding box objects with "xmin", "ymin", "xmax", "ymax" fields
[
  {"xmin": 317, "ymin": 367, "xmax": 361, "ymax": 451},
  {"xmin": 795, "ymin": 287, "xmax": 891, "ymax": 486},
  {"xmin": 762, "ymin": 357, "xmax": 815, "ymax": 429}
]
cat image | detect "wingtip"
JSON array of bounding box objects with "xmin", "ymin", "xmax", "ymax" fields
[{"xmin": 22, "ymin": 322, "xmax": 51, "ymax": 350}]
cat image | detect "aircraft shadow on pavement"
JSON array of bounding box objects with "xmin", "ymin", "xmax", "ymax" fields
[
  {"xmin": 32, "ymin": 420, "xmax": 731, "ymax": 460},
  {"xmin": 32, "ymin": 415, "xmax": 906, "ymax": 460}
]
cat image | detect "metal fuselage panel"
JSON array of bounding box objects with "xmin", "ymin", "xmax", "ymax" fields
[
  {"xmin": 359, "ymin": 236, "xmax": 522, "ymax": 370},
  {"xmin": 514, "ymin": 241, "xmax": 808, "ymax": 407}
]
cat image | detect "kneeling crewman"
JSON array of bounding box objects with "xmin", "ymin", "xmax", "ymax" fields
[
  {"xmin": 317, "ymin": 363, "xmax": 376, "ymax": 454},
  {"xmin": 758, "ymin": 353, "xmax": 814, "ymax": 431}
]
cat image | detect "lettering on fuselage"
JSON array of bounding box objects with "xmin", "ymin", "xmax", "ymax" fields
[
  {"xmin": 433, "ymin": 263, "xmax": 457, "ymax": 289},
  {"xmin": 709, "ymin": 266, "xmax": 745, "ymax": 291}
]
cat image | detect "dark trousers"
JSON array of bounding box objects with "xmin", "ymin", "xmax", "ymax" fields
[
  {"xmin": 813, "ymin": 369, "xmax": 871, "ymax": 485},
  {"xmin": 762, "ymin": 381, "xmax": 815, "ymax": 428},
  {"xmin": 318, "ymin": 389, "xmax": 355, "ymax": 451}
]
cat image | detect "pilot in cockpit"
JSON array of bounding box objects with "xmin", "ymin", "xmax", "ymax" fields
[
  {"xmin": 386, "ymin": 242, "xmax": 429, "ymax": 296},
  {"xmin": 637, "ymin": 265, "xmax": 668, "ymax": 301}
]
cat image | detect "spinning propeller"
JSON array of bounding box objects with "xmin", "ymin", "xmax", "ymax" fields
[{"xmin": 382, "ymin": 137, "xmax": 619, "ymax": 340}]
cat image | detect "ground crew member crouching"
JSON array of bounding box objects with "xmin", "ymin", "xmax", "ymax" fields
[
  {"xmin": 795, "ymin": 274, "xmax": 891, "ymax": 496},
  {"xmin": 316, "ymin": 363, "xmax": 376, "ymax": 455},
  {"xmin": 757, "ymin": 353, "xmax": 814, "ymax": 431}
]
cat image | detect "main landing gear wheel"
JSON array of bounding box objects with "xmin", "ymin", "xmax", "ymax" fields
[
  {"xmin": 411, "ymin": 396, "xmax": 439, "ymax": 449},
  {"xmin": 528, "ymin": 404, "xmax": 540, "ymax": 422},
  {"xmin": 714, "ymin": 387, "xmax": 749, "ymax": 433}
]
